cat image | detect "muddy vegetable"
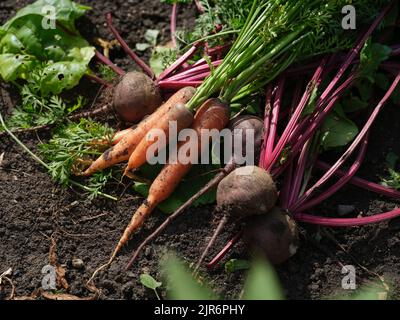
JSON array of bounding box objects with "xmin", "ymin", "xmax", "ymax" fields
[
  {"xmin": 193, "ymin": 165, "xmax": 278, "ymax": 273},
  {"xmin": 126, "ymin": 115, "xmax": 264, "ymax": 268},
  {"xmin": 113, "ymin": 71, "xmax": 162, "ymax": 123},
  {"xmin": 243, "ymin": 207, "xmax": 299, "ymax": 265},
  {"xmin": 216, "ymin": 166, "xmax": 277, "ymax": 219},
  {"xmin": 229, "ymin": 115, "xmax": 264, "ymax": 165}
]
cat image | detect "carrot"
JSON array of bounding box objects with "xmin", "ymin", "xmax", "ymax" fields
[
  {"xmin": 115, "ymin": 98, "xmax": 230, "ymax": 263},
  {"xmin": 111, "ymin": 127, "xmax": 136, "ymax": 145},
  {"xmin": 123, "ymin": 102, "xmax": 194, "ymax": 176},
  {"xmin": 83, "ymin": 86, "xmax": 196, "ymax": 176}
]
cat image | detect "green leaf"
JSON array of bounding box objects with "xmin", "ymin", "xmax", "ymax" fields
[
  {"xmin": 144, "ymin": 29, "xmax": 159, "ymax": 47},
  {"xmin": 242, "ymin": 258, "xmax": 284, "ymax": 300},
  {"xmin": 135, "ymin": 43, "xmax": 152, "ymax": 51},
  {"xmin": 320, "ymin": 108, "xmax": 358, "ymax": 150},
  {"xmin": 2, "ymin": 0, "xmax": 91, "ymax": 34},
  {"xmin": 140, "ymin": 274, "xmax": 162, "ymax": 290},
  {"xmin": 359, "ymin": 40, "xmax": 391, "ymax": 82},
  {"xmin": 149, "ymin": 46, "xmax": 176, "ymax": 77},
  {"xmin": 0, "ymin": 53, "xmax": 34, "ymax": 81},
  {"xmin": 39, "ymin": 119, "xmax": 114, "ymax": 186},
  {"xmin": 0, "ymin": 0, "xmax": 94, "ymax": 95},
  {"xmin": 133, "ymin": 163, "xmax": 218, "ymax": 214},
  {"xmin": 225, "ymin": 259, "xmax": 251, "ymax": 273},
  {"xmin": 342, "ymin": 95, "xmax": 368, "ymax": 113},
  {"xmin": 381, "ymin": 152, "xmax": 400, "ymax": 190},
  {"xmin": 162, "ymin": 254, "xmax": 217, "ymax": 300}
]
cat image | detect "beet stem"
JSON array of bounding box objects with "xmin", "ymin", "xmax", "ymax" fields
[
  {"xmin": 95, "ymin": 50, "xmax": 125, "ymax": 76},
  {"xmin": 105, "ymin": 13, "xmax": 154, "ymax": 79},
  {"xmin": 292, "ymin": 135, "xmax": 369, "ymax": 212},
  {"xmin": 266, "ymin": 59, "xmax": 326, "ymax": 170},
  {"xmin": 167, "ymin": 60, "xmax": 222, "ymax": 81},
  {"xmin": 170, "ymin": 4, "xmax": 178, "ymax": 48},
  {"xmin": 258, "ymin": 85, "xmax": 273, "ymax": 168},
  {"xmin": 315, "ymin": 160, "xmax": 400, "ymax": 199},
  {"xmin": 157, "ymin": 44, "xmax": 199, "ymax": 82},
  {"xmin": 288, "ymin": 139, "xmax": 311, "ymax": 207},
  {"xmin": 294, "ymin": 72, "xmax": 400, "ymax": 206},
  {"xmin": 85, "ymin": 74, "xmax": 113, "ymax": 87},
  {"xmin": 294, "ymin": 208, "xmax": 400, "ymax": 227},
  {"xmin": 157, "ymin": 80, "xmax": 203, "ymax": 90},
  {"xmin": 206, "ymin": 231, "xmax": 243, "ymax": 269},
  {"xmin": 69, "ymin": 104, "xmax": 111, "ymax": 121},
  {"xmin": 273, "ymin": 72, "xmax": 357, "ymax": 177},
  {"xmin": 193, "ymin": 215, "xmax": 228, "ymax": 275},
  {"xmin": 265, "ymin": 78, "xmax": 285, "ymax": 164}
]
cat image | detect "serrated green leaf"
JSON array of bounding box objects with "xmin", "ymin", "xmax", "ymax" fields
[
  {"xmin": 150, "ymin": 46, "xmax": 175, "ymax": 77},
  {"xmin": 140, "ymin": 274, "xmax": 162, "ymax": 290}
]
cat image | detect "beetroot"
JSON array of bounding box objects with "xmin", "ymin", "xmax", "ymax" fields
[
  {"xmin": 243, "ymin": 207, "xmax": 299, "ymax": 265},
  {"xmin": 113, "ymin": 71, "xmax": 162, "ymax": 123},
  {"xmin": 193, "ymin": 166, "xmax": 278, "ymax": 274},
  {"xmin": 229, "ymin": 115, "xmax": 264, "ymax": 165},
  {"xmin": 216, "ymin": 166, "xmax": 277, "ymax": 219}
]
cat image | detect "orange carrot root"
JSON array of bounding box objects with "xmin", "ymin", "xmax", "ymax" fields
[
  {"xmin": 124, "ymin": 103, "xmax": 194, "ymax": 175},
  {"xmin": 111, "ymin": 127, "xmax": 136, "ymax": 145},
  {"xmin": 83, "ymin": 87, "xmax": 196, "ymax": 176},
  {"xmin": 115, "ymin": 98, "xmax": 231, "ymax": 259}
]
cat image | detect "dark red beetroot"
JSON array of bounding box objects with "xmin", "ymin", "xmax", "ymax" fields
[
  {"xmin": 216, "ymin": 166, "xmax": 278, "ymax": 219},
  {"xmin": 193, "ymin": 166, "xmax": 278, "ymax": 274},
  {"xmin": 113, "ymin": 71, "xmax": 162, "ymax": 123},
  {"xmin": 229, "ymin": 115, "xmax": 264, "ymax": 165},
  {"xmin": 243, "ymin": 207, "xmax": 299, "ymax": 265}
]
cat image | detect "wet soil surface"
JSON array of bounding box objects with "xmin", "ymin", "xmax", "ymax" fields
[{"xmin": 1, "ymin": 0, "xmax": 400, "ymax": 300}]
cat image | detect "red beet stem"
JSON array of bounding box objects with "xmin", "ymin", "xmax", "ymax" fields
[{"xmin": 105, "ymin": 13, "xmax": 154, "ymax": 79}]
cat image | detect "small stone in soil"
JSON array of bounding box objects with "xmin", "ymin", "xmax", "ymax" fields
[
  {"xmin": 71, "ymin": 258, "xmax": 84, "ymax": 269},
  {"xmin": 144, "ymin": 246, "xmax": 152, "ymax": 258}
]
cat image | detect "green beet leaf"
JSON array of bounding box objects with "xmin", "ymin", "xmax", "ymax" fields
[{"xmin": 0, "ymin": 0, "xmax": 94, "ymax": 95}]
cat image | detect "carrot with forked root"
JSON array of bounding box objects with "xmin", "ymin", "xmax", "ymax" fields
[
  {"xmin": 123, "ymin": 102, "xmax": 194, "ymax": 177},
  {"xmin": 115, "ymin": 99, "xmax": 230, "ymax": 260},
  {"xmin": 87, "ymin": 99, "xmax": 230, "ymax": 284},
  {"xmin": 83, "ymin": 87, "xmax": 196, "ymax": 176}
]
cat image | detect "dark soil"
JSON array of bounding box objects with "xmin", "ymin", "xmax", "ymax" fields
[{"xmin": 1, "ymin": 0, "xmax": 400, "ymax": 300}]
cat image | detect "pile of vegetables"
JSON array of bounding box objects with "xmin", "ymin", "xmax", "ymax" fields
[{"xmin": 1, "ymin": 0, "xmax": 400, "ymax": 293}]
